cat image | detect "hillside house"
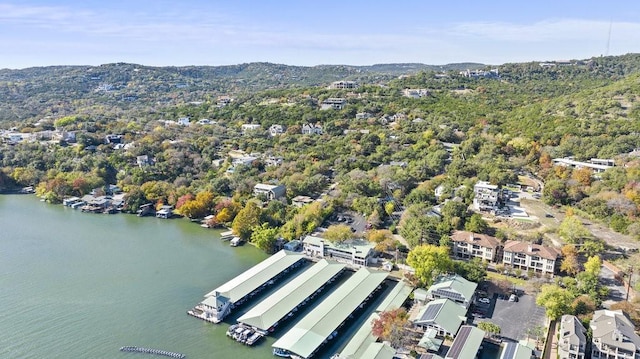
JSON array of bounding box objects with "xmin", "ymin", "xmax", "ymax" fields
[
  {"xmin": 329, "ymin": 81, "xmax": 358, "ymax": 89},
  {"xmin": 473, "ymin": 181, "xmax": 502, "ymax": 212},
  {"xmin": 253, "ymin": 183, "xmax": 286, "ymax": 201},
  {"xmin": 320, "ymin": 98, "xmax": 346, "ymax": 110},
  {"xmin": 269, "ymin": 124, "xmax": 285, "ymax": 137},
  {"xmin": 241, "ymin": 124, "xmax": 261, "ymax": 135},
  {"xmin": 302, "ymin": 123, "xmax": 323, "ymax": 135}
]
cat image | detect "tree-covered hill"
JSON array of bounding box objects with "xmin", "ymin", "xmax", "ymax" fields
[{"xmin": 0, "ymin": 61, "xmax": 482, "ymax": 123}]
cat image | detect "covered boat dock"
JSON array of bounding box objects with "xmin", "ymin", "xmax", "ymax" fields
[
  {"xmin": 189, "ymin": 250, "xmax": 305, "ymax": 323},
  {"xmin": 237, "ymin": 259, "xmax": 346, "ymax": 333},
  {"xmin": 272, "ymin": 267, "xmax": 388, "ymax": 359}
]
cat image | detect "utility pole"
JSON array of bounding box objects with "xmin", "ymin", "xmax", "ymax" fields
[{"xmin": 627, "ymin": 267, "xmax": 634, "ymax": 302}]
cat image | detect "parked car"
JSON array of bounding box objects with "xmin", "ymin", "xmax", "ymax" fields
[
  {"xmin": 478, "ymin": 297, "xmax": 491, "ymax": 304},
  {"xmin": 509, "ymin": 294, "xmax": 518, "ymax": 302}
]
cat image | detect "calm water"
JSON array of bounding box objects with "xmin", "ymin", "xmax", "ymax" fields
[{"xmin": 0, "ymin": 195, "xmax": 276, "ymax": 359}]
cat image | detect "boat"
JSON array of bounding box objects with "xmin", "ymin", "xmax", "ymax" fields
[
  {"xmin": 273, "ymin": 348, "xmax": 292, "ymax": 358},
  {"xmin": 230, "ymin": 237, "xmax": 243, "ymax": 247}
]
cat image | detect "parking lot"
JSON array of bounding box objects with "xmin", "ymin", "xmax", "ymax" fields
[{"xmin": 472, "ymin": 294, "xmax": 546, "ymax": 341}]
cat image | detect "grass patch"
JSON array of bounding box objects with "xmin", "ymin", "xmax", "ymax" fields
[{"xmin": 487, "ymin": 271, "xmax": 527, "ymax": 286}]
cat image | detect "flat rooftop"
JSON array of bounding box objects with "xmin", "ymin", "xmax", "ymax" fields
[
  {"xmin": 204, "ymin": 250, "xmax": 305, "ymax": 303},
  {"xmin": 237, "ymin": 259, "xmax": 345, "ymax": 331},
  {"xmin": 272, "ymin": 267, "xmax": 388, "ymax": 359}
]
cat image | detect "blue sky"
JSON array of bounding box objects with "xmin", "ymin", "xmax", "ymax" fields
[{"xmin": 1, "ymin": 0, "xmax": 639, "ymax": 69}]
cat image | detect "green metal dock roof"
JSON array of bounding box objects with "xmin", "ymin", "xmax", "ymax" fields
[
  {"xmin": 375, "ymin": 280, "xmax": 412, "ymax": 312},
  {"xmin": 237, "ymin": 259, "xmax": 345, "ymax": 331},
  {"xmin": 272, "ymin": 267, "xmax": 388, "ymax": 359},
  {"xmin": 204, "ymin": 250, "xmax": 305, "ymax": 303},
  {"xmin": 339, "ymin": 281, "xmax": 413, "ymax": 359}
]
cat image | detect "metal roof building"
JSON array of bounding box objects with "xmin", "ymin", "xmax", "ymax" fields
[
  {"xmin": 237, "ymin": 259, "xmax": 345, "ymax": 332},
  {"xmin": 272, "ymin": 267, "xmax": 388, "ymax": 359},
  {"xmin": 204, "ymin": 250, "xmax": 305, "ymax": 303},
  {"xmin": 413, "ymin": 298, "xmax": 467, "ymax": 337},
  {"xmin": 445, "ymin": 325, "xmax": 485, "ymax": 359},
  {"xmin": 338, "ymin": 281, "xmax": 412, "ymax": 359},
  {"xmin": 192, "ymin": 250, "xmax": 305, "ymax": 323}
]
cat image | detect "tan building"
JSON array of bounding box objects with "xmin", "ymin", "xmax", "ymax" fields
[
  {"xmin": 450, "ymin": 231, "xmax": 501, "ymax": 262},
  {"xmin": 502, "ymin": 241, "xmax": 561, "ymax": 276},
  {"xmin": 591, "ymin": 309, "xmax": 640, "ymax": 359}
]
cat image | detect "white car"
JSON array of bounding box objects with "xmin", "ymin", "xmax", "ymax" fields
[{"xmin": 478, "ymin": 297, "xmax": 491, "ymax": 304}]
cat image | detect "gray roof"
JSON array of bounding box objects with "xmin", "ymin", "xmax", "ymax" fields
[
  {"xmin": 445, "ymin": 325, "xmax": 485, "ymax": 359},
  {"xmin": 427, "ymin": 274, "xmax": 477, "ymax": 304},
  {"xmin": 559, "ymin": 315, "xmax": 586, "ymax": 354},
  {"xmin": 590, "ymin": 309, "xmax": 640, "ymax": 353},
  {"xmin": 272, "ymin": 267, "xmax": 388, "ymax": 359},
  {"xmin": 360, "ymin": 342, "xmax": 396, "ymax": 359},
  {"xmin": 237, "ymin": 259, "xmax": 345, "ymax": 331},
  {"xmin": 204, "ymin": 250, "xmax": 305, "ymax": 303},
  {"xmin": 413, "ymin": 298, "xmax": 467, "ymax": 335}
]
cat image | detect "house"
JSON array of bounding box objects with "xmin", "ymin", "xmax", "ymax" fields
[
  {"xmin": 320, "ymin": 98, "xmax": 346, "ymax": 110},
  {"xmin": 269, "ymin": 124, "xmax": 285, "ymax": 137},
  {"xmin": 253, "ymin": 183, "xmax": 286, "ymax": 201},
  {"xmin": 329, "ymin": 80, "xmax": 358, "ymax": 89},
  {"xmin": 302, "ymin": 235, "xmax": 375, "ymax": 267},
  {"xmin": 105, "ymin": 134, "xmax": 123, "ymax": 144},
  {"xmin": 197, "ymin": 118, "xmax": 215, "ymax": 125},
  {"xmin": 264, "ymin": 156, "xmax": 284, "ymax": 167},
  {"xmin": 301, "ymin": 123, "xmax": 323, "ymax": 135},
  {"xmin": 291, "ymin": 195, "xmax": 314, "ymax": 208},
  {"xmin": 403, "ymin": 89, "xmax": 430, "ymax": 98},
  {"xmin": 502, "ymin": 241, "xmax": 561, "ymax": 276},
  {"xmin": 413, "ymin": 298, "xmax": 467, "ymax": 338},
  {"xmin": 450, "ymin": 231, "xmax": 501, "ymax": 262},
  {"xmin": 590, "ymin": 309, "xmax": 640, "ymax": 359},
  {"xmin": 177, "ymin": 117, "xmax": 190, "ymax": 126},
  {"xmin": 3, "ymin": 133, "xmax": 24, "ymax": 144},
  {"xmin": 426, "ymin": 274, "xmax": 477, "ymax": 309},
  {"xmin": 156, "ymin": 205, "xmax": 173, "ymax": 219},
  {"xmin": 356, "ymin": 112, "xmax": 372, "ymax": 120},
  {"xmin": 473, "ymin": 181, "xmax": 502, "ymax": 212},
  {"xmin": 445, "ymin": 325, "xmax": 485, "ymax": 359},
  {"xmin": 136, "ymin": 155, "xmax": 152, "ymax": 167},
  {"xmin": 552, "ymin": 157, "xmax": 614, "ymax": 174},
  {"xmin": 217, "ymin": 96, "xmax": 233, "ymax": 107},
  {"xmin": 241, "ymin": 124, "xmax": 261, "ymax": 135},
  {"xmin": 226, "ymin": 156, "xmax": 258, "ymax": 174},
  {"xmin": 559, "ymin": 315, "xmax": 587, "ymax": 359}
]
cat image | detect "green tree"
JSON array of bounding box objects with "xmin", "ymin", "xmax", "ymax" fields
[
  {"xmin": 584, "ymin": 255, "xmax": 602, "ymax": 277},
  {"xmin": 453, "ymin": 258, "xmax": 487, "ymax": 283},
  {"xmin": 464, "ymin": 213, "xmax": 488, "ymax": 233},
  {"xmin": 406, "ymin": 244, "xmax": 452, "ymax": 286},
  {"xmin": 324, "ymin": 224, "xmax": 354, "ymax": 244},
  {"xmin": 232, "ymin": 200, "xmax": 262, "ymax": 240},
  {"xmin": 477, "ymin": 322, "xmax": 501, "ymax": 337},
  {"xmin": 536, "ymin": 284, "xmax": 575, "ymax": 320},
  {"xmin": 251, "ymin": 223, "xmax": 279, "ymax": 253},
  {"xmin": 558, "ymin": 215, "xmax": 591, "ymax": 243}
]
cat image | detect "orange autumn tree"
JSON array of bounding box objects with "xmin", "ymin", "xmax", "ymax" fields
[{"xmin": 371, "ymin": 308, "xmax": 409, "ymax": 348}]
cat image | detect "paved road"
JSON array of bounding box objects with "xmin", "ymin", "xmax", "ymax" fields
[{"xmin": 600, "ymin": 264, "xmax": 628, "ymax": 307}]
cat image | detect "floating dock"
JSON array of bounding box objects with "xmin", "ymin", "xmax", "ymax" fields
[{"xmin": 119, "ymin": 346, "xmax": 185, "ymax": 359}]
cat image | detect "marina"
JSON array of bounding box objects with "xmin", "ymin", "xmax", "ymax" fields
[{"xmin": 226, "ymin": 324, "xmax": 265, "ymax": 346}]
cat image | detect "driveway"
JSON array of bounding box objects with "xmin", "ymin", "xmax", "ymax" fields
[
  {"xmin": 473, "ymin": 294, "xmax": 546, "ymax": 341},
  {"xmin": 600, "ymin": 264, "xmax": 628, "ymax": 307}
]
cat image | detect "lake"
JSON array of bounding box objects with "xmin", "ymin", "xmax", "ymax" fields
[
  {"xmin": 0, "ymin": 195, "xmax": 390, "ymax": 359},
  {"xmin": 0, "ymin": 195, "xmax": 276, "ymax": 359}
]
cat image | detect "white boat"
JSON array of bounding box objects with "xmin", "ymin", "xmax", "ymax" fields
[{"xmin": 230, "ymin": 237, "xmax": 243, "ymax": 247}]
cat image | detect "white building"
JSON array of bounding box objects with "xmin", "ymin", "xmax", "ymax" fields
[
  {"xmin": 269, "ymin": 124, "xmax": 285, "ymax": 137},
  {"xmin": 241, "ymin": 124, "xmax": 261, "ymax": 135},
  {"xmin": 473, "ymin": 181, "xmax": 502, "ymax": 212},
  {"xmin": 559, "ymin": 315, "xmax": 587, "ymax": 359},
  {"xmin": 302, "ymin": 235, "xmax": 375, "ymax": 267},
  {"xmin": 301, "ymin": 123, "xmax": 323, "ymax": 135},
  {"xmin": 329, "ymin": 81, "xmax": 358, "ymax": 89},
  {"xmin": 253, "ymin": 183, "xmax": 286, "ymax": 201},
  {"xmin": 320, "ymin": 98, "xmax": 347, "ymax": 110},
  {"xmin": 591, "ymin": 309, "xmax": 640, "ymax": 359}
]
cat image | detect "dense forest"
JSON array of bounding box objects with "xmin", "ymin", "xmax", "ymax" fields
[{"xmin": 2, "ymin": 54, "xmax": 640, "ymax": 252}]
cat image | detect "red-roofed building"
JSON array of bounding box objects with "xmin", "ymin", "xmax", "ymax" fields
[{"xmin": 502, "ymin": 240, "xmax": 561, "ymax": 276}]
